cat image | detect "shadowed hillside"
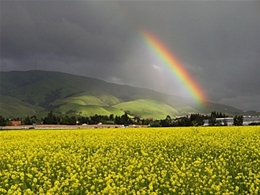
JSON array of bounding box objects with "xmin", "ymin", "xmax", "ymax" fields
[{"xmin": 0, "ymin": 70, "xmax": 243, "ymax": 119}]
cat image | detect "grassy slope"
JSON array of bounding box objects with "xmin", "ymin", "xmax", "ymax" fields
[
  {"xmin": 54, "ymin": 103, "xmax": 124, "ymax": 116},
  {"xmin": 0, "ymin": 71, "xmax": 92, "ymax": 103},
  {"xmin": 52, "ymin": 91, "xmax": 124, "ymax": 117},
  {"xmin": 54, "ymin": 91, "xmax": 121, "ymax": 106},
  {"xmin": 0, "ymin": 70, "xmax": 244, "ymax": 119},
  {"xmin": 114, "ymin": 99, "xmax": 179, "ymax": 119},
  {"xmin": 0, "ymin": 95, "xmax": 47, "ymax": 118}
]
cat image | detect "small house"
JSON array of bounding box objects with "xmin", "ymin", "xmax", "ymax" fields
[{"xmin": 11, "ymin": 120, "xmax": 21, "ymax": 126}]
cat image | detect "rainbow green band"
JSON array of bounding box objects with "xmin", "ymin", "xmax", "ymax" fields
[{"xmin": 141, "ymin": 29, "xmax": 207, "ymax": 105}]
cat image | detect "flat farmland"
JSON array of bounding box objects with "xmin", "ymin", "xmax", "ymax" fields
[{"xmin": 0, "ymin": 127, "xmax": 260, "ymax": 194}]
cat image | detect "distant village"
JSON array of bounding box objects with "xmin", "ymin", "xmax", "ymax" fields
[{"xmin": 1, "ymin": 111, "xmax": 260, "ymax": 130}]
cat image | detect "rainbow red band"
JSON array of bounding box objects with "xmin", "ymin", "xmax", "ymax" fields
[{"xmin": 141, "ymin": 29, "xmax": 207, "ymax": 105}]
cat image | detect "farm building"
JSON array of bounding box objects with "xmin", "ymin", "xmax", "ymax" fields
[
  {"xmin": 11, "ymin": 120, "xmax": 21, "ymax": 126},
  {"xmin": 203, "ymin": 116, "xmax": 260, "ymax": 126}
]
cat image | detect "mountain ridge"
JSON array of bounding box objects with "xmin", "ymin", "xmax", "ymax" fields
[{"xmin": 0, "ymin": 70, "xmax": 248, "ymax": 119}]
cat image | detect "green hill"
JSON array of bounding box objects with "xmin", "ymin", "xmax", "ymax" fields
[
  {"xmin": 114, "ymin": 99, "xmax": 179, "ymax": 119},
  {"xmin": 0, "ymin": 70, "xmax": 244, "ymax": 119},
  {"xmin": 0, "ymin": 95, "xmax": 47, "ymax": 117}
]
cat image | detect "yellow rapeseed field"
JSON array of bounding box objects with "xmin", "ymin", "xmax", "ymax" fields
[{"xmin": 0, "ymin": 126, "xmax": 260, "ymax": 195}]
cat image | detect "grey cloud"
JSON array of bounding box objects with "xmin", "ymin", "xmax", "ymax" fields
[
  {"xmin": 219, "ymin": 95, "xmax": 260, "ymax": 111},
  {"xmin": 1, "ymin": 1, "xmax": 260, "ymax": 110},
  {"xmin": 1, "ymin": 1, "xmax": 131, "ymax": 62}
]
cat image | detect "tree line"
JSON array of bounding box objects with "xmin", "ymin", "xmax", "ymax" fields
[
  {"xmin": 0, "ymin": 111, "xmax": 152, "ymax": 126},
  {"xmin": 153, "ymin": 111, "xmax": 243, "ymax": 127},
  {"xmin": 0, "ymin": 111, "xmax": 247, "ymax": 127}
]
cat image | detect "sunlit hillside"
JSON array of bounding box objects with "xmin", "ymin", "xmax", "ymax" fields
[{"xmin": 0, "ymin": 71, "xmax": 244, "ymax": 119}]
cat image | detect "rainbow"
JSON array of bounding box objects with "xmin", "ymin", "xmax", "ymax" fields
[{"xmin": 141, "ymin": 29, "xmax": 207, "ymax": 105}]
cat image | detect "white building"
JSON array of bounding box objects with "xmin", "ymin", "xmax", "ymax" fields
[{"xmin": 203, "ymin": 116, "xmax": 260, "ymax": 126}]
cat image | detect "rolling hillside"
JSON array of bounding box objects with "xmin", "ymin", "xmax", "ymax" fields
[{"xmin": 0, "ymin": 70, "xmax": 244, "ymax": 119}]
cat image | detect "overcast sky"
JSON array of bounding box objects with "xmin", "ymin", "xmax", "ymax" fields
[{"xmin": 1, "ymin": 1, "xmax": 260, "ymax": 111}]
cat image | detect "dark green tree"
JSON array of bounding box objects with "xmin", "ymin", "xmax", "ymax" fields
[
  {"xmin": 0, "ymin": 115, "xmax": 7, "ymax": 126},
  {"xmin": 174, "ymin": 116, "xmax": 191, "ymax": 126},
  {"xmin": 233, "ymin": 115, "xmax": 243, "ymax": 126},
  {"xmin": 109, "ymin": 114, "xmax": 114, "ymax": 121},
  {"xmin": 209, "ymin": 112, "xmax": 217, "ymax": 126},
  {"xmin": 190, "ymin": 114, "xmax": 205, "ymax": 126},
  {"xmin": 23, "ymin": 116, "xmax": 32, "ymax": 125},
  {"xmin": 121, "ymin": 112, "xmax": 131, "ymax": 125},
  {"xmin": 43, "ymin": 111, "xmax": 58, "ymax": 124},
  {"xmin": 133, "ymin": 116, "xmax": 141, "ymax": 124},
  {"xmin": 30, "ymin": 115, "xmax": 38, "ymax": 124},
  {"xmin": 114, "ymin": 112, "xmax": 132, "ymax": 125},
  {"xmin": 160, "ymin": 115, "xmax": 172, "ymax": 127},
  {"xmin": 70, "ymin": 116, "xmax": 77, "ymax": 125},
  {"xmin": 114, "ymin": 116, "xmax": 121, "ymax": 124},
  {"xmin": 78, "ymin": 116, "xmax": 90, "ymax": 125}
]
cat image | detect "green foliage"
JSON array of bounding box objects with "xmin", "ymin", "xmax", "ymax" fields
[
  {"xmin": 0, "ymin": 95, "xmax": 44, "ymax": 118},
  {"xmin": 114, "ymin": 112, "xmax": 132, "ymax": 125},
  {"xmin": 248, "ymin": 122, "xmax": 260, "ymax": 126},
  {"xmin": 114, "ymin": 99, "xmax": 179, "ymax": 119},
  {"xmin": 43, "ymin": 111, "xmax": 58, "ymax": 124},
  {"xmin": 159, "ymin": 113, "xmax": 205, "ymax": 127},
  {"xmin": 60, "ymin": 115, "xmax": 77, "ymax": 125},
  {"xmin": 189, "ymin": 114, "xmax": 205, "ymax": 126},
  {"xmin": 0, "ymin": 71, "xmax": 247, "ymax": 120},
  {"xmin": 149, "ymin": 122, "xmax": 161, "ymax": 127},
  {"xmin": 0, "ymin": 115, "xmax": 7, "ymax": 126},
  {"xmin": 233, "ymin": 115, "xmax": 243, "ymax": 126},
  {"xmin": 208, "ymin": 111, "xmax": 228, "ymax": 126},
  {"xmin": 23, "ymin": 116, "xmax": 31, "ymax": 125}
]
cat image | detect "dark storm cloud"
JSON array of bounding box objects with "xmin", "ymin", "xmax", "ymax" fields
[
  {"xmin": 1, "ymin": 2, "xmax": 133, "ymax": 63},
  {"xmin": 118, "ymin": 1, "xmax": 260, "ymax": 109},
  {"xmin": 1, "ymin": 1, "xmax": 260, "ymax": 110}
]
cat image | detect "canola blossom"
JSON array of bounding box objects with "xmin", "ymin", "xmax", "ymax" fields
[{"xmin": 0, "ymin": 127, "xmax": 260, "ymax": 195}]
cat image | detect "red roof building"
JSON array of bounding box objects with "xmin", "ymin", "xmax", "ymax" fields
[{"xmin": 11, "ymin": 121, "xmax": 21, "ymax": 126}]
